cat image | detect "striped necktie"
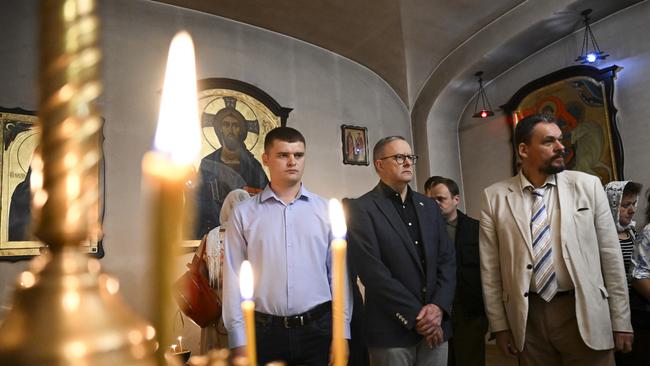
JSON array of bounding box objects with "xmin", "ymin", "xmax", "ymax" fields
[{"xmin": 530, "ymin": 186, "xmax": 557, "ymax": 302}]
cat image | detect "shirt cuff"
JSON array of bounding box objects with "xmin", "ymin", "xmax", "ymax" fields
[
  {"xmin": 344, "ymin": 322, "xmax": 351, "ymax": 339},
  {"xmin": 227, "ymin": 325, "xmax": 247, "ymax": 348}
]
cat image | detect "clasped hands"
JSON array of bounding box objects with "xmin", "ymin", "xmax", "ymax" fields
[{"xmin": 415, "ymin": 303, "xmax": 444, "ymax": 349}]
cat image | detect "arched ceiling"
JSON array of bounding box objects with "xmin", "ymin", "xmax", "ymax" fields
[{"xmin": 154, "ymin": 0, "xmax": 641, "ymax": 112}]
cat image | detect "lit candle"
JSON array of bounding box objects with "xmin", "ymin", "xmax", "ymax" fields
[
  {"xmin": 171, "ymin": 344, "xmax": 177, "ymax": 353},
  {"xmin": 240, "ymin": 260, "xmax": 257, "ymax": 366},
  {"xmin": 142, "ymin": 31, "xmax": 201, "ymax": 364},
  {"xmin": 177, "ymin": 336, "xmax": 183, "ymax": 352},
  {"xmin": 329, "ymin": 199, "xmax": 348, "ymax": 366}
]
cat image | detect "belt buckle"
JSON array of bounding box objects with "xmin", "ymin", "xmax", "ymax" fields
[{"xmin": 283, "ymin": 315, "xmax": 304, "ymax": 328}]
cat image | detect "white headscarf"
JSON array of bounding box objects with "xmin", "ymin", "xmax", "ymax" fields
[
  {"xmin": 219, "ymin": 189, "xmax": 251, "ymax": 229},
  {"xmin": 604, "ymin": 181, "xmax": 638, "ymax": 232}
]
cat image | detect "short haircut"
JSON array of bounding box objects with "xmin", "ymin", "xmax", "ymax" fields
[
  {"xmin": 424, "ymin": 176, "xmax": 460, "ymax": 196},
  {"xmin": 514, "ymin": 114, "xmax": 559, "ymax": 147},
  {"xmin": 264, "ymin": 126, "xmax": 306, "ymax": 151},
  {"xmin": 372, "ymin": 136, "xmax": 407, "ymax": 162},
  {"xmin": 623, "ymin": 181, "xmax": 643, "ymax": 197}
]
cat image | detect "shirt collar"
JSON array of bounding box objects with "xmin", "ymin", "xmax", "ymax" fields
[
  {"xmin": 518, "ymin": 171, "xmax": 557, "ymax": 192},
  {"xmin": 260, "ymin": 183, "xmax": 311, "ymax": 204},
  {"xmin": 378, "ymin": 181, "xmax": 412, "ymax": 202}
]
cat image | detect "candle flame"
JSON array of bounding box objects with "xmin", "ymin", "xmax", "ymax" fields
[
  {"xmin": 329, "ymin": 199, "xmax": 347, "ymax": 239},
  {"xmin": 239, "ymin": 260, "xmax": 254, "ymax": 300},
  {"xmin": 154, "ymin": 31, "xmax": 201, "ymax": 165}
]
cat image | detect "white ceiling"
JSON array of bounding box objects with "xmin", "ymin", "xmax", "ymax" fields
[{"xmin": 154, "ymin": 0, "xmax": 641, "ymax": 113}]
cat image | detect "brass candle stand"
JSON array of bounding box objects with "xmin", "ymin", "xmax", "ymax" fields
[
  {"xmin": 0, "ymin": 248, "xmax": 158, "ymax": 365},
  {"xmin": 0, "ymin": 1, "xmax": 156, "ymax": 364}
]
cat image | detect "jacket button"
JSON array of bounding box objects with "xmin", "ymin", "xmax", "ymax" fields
[
  {"xmin": 527, "ymin": 264, "xmax": 533, "ymax": 269},
  {"xmin": 524, "ymin": 292, "xmax": 529, "ymax": 297},
  {"xmin": 422, "ymin": 287, "xmax": 427, "ymax": 293}
]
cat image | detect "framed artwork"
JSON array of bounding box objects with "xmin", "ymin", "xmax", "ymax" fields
[
  {"xmin": 0, "ymin": 107, "xmax": 105, "ymax": 260},
  {"xmin": 341, "ymin": 125, "xmax": 369, "ymax": 166},
  {"xmin": 502, "ymin": 65, "xmax": 623, "ymax": 184},
  {"xmin": 185, "ymin": 78, "xmax": 292, "ymax": 244}
]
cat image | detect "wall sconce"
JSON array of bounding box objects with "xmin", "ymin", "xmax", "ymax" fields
[
  {"xmin": 472, "ymin": 71, "xmax": 494, "ymax": 118},
  {"xmin": 575, "ymin": 9, "xmax": 609, "ymax": 64}
]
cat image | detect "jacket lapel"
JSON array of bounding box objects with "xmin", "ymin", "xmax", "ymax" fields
[
  {"xmin": 372, "ymin": 188, "xmax": 424, "ymax": 274},
  {"xmin": 505, "ymin": 177, "xmax": 534, "ymax": 258}
]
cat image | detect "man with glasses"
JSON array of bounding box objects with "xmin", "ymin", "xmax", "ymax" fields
[{"xmin": 347, "ymin": 136, "xmax": 456, "ymax": 366}]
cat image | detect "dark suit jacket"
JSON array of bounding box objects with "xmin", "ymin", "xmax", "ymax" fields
[
  {"xmin": 454, "ymin": 210, "xmax": 486, "ymax": 317},
  {"xmin": 347, "ymin": 183, "xmax": 456, "ymax": 348}
]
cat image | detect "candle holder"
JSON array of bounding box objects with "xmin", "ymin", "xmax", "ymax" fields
[
  {"xmin": 144, "ymin": 29, "xmax": 201, "ymax": 365},
  {"xmin": 0, "ymin": 1, "xmax": 156, "ymax": 364},
  {"xmin": 172, "ymin": 349, "xmax": 192, "ymax": 364}
]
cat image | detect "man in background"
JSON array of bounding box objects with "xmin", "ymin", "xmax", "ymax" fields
[{"xmin": 424, "ymin": 176, "xmax": 487, "ymax": 366}]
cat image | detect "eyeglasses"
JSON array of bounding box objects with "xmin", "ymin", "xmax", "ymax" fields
[{"xmin": 379, "ymin": 154, "xmax": 418, "ymax": 165}]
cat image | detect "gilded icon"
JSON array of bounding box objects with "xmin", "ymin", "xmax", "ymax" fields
[{"xmin": 0, "ymin": 108, "xmax": 104, "ymax": 259}]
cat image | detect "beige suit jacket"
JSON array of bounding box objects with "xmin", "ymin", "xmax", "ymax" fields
[{"xmin": 479, "ymin": 170, "xmax": 632, "ymax": 351}]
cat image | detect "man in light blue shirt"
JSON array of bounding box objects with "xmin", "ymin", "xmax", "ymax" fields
[{"xmin": 223, "ymin": 126, "xmax": 352, "ymax": 365}]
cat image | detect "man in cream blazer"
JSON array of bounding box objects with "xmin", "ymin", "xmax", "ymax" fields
[{"xmin": 479, "ymin": 114, "xmax": 633, "ymax": 365}]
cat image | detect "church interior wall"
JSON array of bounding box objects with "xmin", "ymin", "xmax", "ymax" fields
[
  {"xmin": 0, "ymin": 0, "xmax": 410, "ymax": 353},
  {"xmin": 458, "ymin": 2, "xmax": 650, "ymax": 221}
]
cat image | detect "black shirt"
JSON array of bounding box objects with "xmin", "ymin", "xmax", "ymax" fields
[{"xmin": 378, "ymin": 182, "xmax": 425, "ymax": 268}]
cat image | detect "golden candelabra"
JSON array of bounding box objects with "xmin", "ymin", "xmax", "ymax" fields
[
  {"xmin": 0, "ymin": 2, "xmax": 300, "ymax": 365},
  {"xmin": 0, "ymin": 1, "xmax": 157, "ymax": 364}
]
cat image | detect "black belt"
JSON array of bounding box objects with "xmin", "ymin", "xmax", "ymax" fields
[{"xmin": 255, "ymin": 301, "xmax": 331, "ymax": 329}]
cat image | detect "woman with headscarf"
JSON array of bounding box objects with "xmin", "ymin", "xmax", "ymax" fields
[
  {"xmin": 628, "ymin": 188, "xmax": 650, "ymax": 363},
  {"xmin": 604, "ymin": 180, "xmax": 642, "ymax": 365},
  {"xmin": 604, "ymin": 181, "xmax": 643, "ymax": 287},
  {"xmin": 199, "ymin": 188, "xmax": 250, "ymax": 353}
]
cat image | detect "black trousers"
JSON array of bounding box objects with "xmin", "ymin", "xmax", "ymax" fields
[{"xmin": 256, "ymin": 309, "xmax": 332, "ymax": 366}]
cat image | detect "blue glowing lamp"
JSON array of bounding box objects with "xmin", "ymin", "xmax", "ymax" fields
[{"xmin": 575, "ymin": 9, "xmax": 609, "ymax": 64}]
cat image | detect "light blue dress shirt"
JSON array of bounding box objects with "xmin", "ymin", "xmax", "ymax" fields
[{"xmin": 222, "ymin": 184, "xmax": 352, "ymax": 348}]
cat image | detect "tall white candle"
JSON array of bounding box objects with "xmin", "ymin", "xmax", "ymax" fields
[
  {"xmin": 240, "ymin": 260, "xmax": 257, "ymax": 366},
  {"xmin": 143, "ymin": 30, "xmax": 201, "ymax": 364},
  {"xmin": 329, "ymin": 199, "xmax": 347, "ymax": 366}
]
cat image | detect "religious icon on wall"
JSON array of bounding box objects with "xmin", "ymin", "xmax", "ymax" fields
[
  {"xmin": 187, "ymin": 78, "xmax": 291, "ymax": 242},
  {"xmin": 341, "ymin": 125, "xmax": 369, "ymax": 166},
  {"xmin": 502, "ymin": 65, "xmax": 623, "ymax": 184},
  {"xmin": 0, "ymin": 108, "xmax": 104, "ymax": 259}
]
